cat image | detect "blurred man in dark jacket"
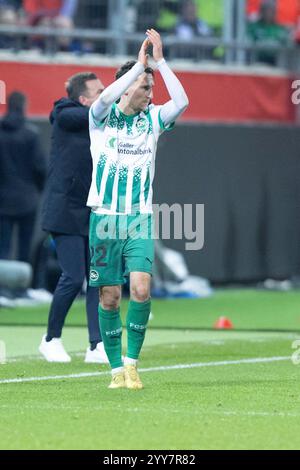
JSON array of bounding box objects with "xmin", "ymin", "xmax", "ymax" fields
[
  {"xmin": 0, "ymin": 91, "xmax": 46, "ymax": 264},
  {"xmin": 40, "ymin": 72, "xmax": 108, "ymax": 363}
]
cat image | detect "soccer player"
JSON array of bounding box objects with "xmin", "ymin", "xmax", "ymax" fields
[
  {"xmin": 87, "ymin": 29, "xmax": 189, "ymax": 389},
  {"xmin": 40, "ymin": 72, "xmax": 108, "ymax": 364}
]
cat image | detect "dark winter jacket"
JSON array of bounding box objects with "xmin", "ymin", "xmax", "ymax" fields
[
  {"xmin": 41, "ymin": 98, "xmax": 92, "ymax": 236},
  {"xmin": 0, "ymin": 112, "xmax": 46, "ymax": 216}
]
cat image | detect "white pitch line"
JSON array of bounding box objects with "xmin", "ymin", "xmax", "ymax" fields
[
  {"xmin": 0, "ymin": 404, "xmax": 298, "ymax": 419},
  {"xmin": 0, "ymin": 356, "xmax": 291, "ymax": 385}
]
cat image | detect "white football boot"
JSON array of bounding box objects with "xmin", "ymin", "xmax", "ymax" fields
[
  {"xmin": 39, "ymin": 335, "xmax": 71, "ymax": 362},
  {"xmin": 84, "ymin": 341, "xmax": 109, "ymax": 364}
]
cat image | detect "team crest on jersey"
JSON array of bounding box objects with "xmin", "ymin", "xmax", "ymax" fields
[
  {"xmin": 136, "ymin": 117, "xmax": 147, "ymax": 134},
  {"xmin": 90, "ymin": 270, "xmax": 99, "ymax": 281}
]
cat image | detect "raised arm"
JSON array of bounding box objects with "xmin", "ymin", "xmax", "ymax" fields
[
  {"xmin": 146, "ymin": 29, "xmax": 189, "ymax": 127},
  {"xmin": 91, "ymin": 38, "xmax": 150, "ymax": 123}
]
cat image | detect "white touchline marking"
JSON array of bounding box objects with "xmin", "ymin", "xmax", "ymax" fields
[
  {"xmin": 0, "ymin": 356, "xmax": 291, "ymax": 385},
  {"xmin": 219, "ymin": 410, "xmax": 300, "ymax": 418},
  {"xmin": 0, "ymin": 404, "xmax": 298, "ymax": 418}
]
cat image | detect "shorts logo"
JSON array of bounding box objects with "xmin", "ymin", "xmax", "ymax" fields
[{"xmin": 90, "ymin": 270, "xmax": 99, "ymax": 281}]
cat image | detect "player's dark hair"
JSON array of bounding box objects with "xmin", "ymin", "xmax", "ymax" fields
[
  {"xmin": 8, "ymin": 91, "xmax": 26, "ymax": 114},
  {"xmin": 115, "ymin": 60, "xmax": 154, "ymax": 80},
  {"xmin": 65, "ymin": 72, "xmax": 98, "ymax": 101}
]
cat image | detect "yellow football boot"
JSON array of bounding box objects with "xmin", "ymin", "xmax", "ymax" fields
[
  {"xmin": 124, "ymin": 364, "xmax": 143, "ymax": 390},
  {"xmin": 108, "ymin": 371, "xmax": 125, "ymax": 389}
]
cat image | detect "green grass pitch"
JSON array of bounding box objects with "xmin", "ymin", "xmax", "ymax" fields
[{"xmin": 1, "ymin": 289, "xmax": 300, "ymax": 450}]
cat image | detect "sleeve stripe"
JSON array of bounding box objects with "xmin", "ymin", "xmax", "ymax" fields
[{"xmin": 158, "ymin": 108, "xmax": 175, "ymax": 132}]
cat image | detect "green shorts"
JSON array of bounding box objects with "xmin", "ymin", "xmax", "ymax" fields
[{"xmin": 89, "ymin": 212, "xmax": 155, "ymax": 287}]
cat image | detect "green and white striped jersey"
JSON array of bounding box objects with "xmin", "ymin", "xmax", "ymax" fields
[{"xmin": 87, "ymin": 102, "xmax": 173, "ymax": 215}]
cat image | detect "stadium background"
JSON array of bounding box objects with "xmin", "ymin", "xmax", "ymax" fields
[
  {"xmin": 2, "ymin": 0, "xmax": 300, "ymax": 284},
  {"xmin": 1, "ymin": 0, "xmax": 300, "ymax": 451}
]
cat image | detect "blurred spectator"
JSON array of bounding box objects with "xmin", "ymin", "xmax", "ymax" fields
[
  {"xmin": 247, "ymin": 0, "xmax": 265, "ymax": 21},
  {"xmin": 247, "ymin": 0, "xmax": 300, "ymax": 44},
  {"xmin": 247, "ymin": 0, "xmax": 290, "ymax": 65},
  {"xmin": 136, "ymin": 0, "xmax": 161, "ymax": 32},
  {"xmin": 22, "ymin": 0, "xmax": 78, "ymax": 51},
  {"xmin": 0, "ymin": 91, "xmax": 46, "ymax": 264},
  {"xmin": 0, "ymin": 0, "xmax": 22, "ymax": 48},
  {"xmin": 140, "ymin": 0, "xmax": 222, "ymax": 36},
  {"xmin": 173, "ymin": 0, "xmax": 212, "ymax": 60},
  {"xmin": 0, "ymin": 1, "xmax": 17, "ymax": 27},
  {"xmin": 156, "ymin": 0, "xmax": 179, "ymax": 33},
  {"xmin": 193, "ymin": 0, "xmax": 223, "ymax": 36},
  {"xmin": 74, "ymin": 0, "xmax": 107, "ymax": 30},
  {"xmin": 73, "ymin": 0, "xmax": 108, "ymax": 53},
  {"xmin": 23, "ymin": 0, "xmax": 77, "ymax": 25},
  {"xmin": 175, "ymin": 0, "xmax": 212, "ymax": 40},
  {"xmin": 247, "ymin": 0, "xmax": 300, "ymax": 27},
  {"xmin": 0, "ymin": 0, "xmax": 20, "ymax": 21}
]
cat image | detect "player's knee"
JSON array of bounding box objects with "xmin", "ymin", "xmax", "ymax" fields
[
  {"xmin": 100, "ymin": 287, "xmax": 121, "ymax": 310},
  {"xmin": 130, "ymin": 284, "xmax": 150, "ymax": 303},
  {"xmin": 101, "ymin": 296, "xmax": 121, "ymax": 310}
]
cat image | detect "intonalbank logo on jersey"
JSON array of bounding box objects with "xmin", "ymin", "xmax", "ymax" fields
[{"xmin": 118, "ymin": 142, "xmax": 152, "ymax": 157}]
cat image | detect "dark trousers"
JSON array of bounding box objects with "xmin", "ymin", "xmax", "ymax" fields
[
  {"xmin": 47, "ymin": 233, "xmax": 101, "ymax": 344},
  {"xmin": 0, "ymin": 212, "xmax": 36, "ymax": 263}
]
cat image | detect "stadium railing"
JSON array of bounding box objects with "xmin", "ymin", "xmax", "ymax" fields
[{"xmin": 0, "ymin": 24, "xmax": 300, "ymax": 70}]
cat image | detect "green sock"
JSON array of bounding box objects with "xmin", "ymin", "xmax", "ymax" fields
[
  {"xmin": 126, "ymin": 299, "xmax": 151, "ymax": 360},
  {"xmin": 98, "ymin": 305, "xmax": 123, "ymax": 369}
]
